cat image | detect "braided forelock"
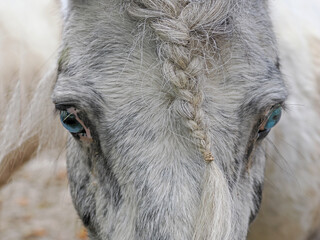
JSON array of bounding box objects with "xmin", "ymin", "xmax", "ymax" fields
[{"xmin": 126, "ymin": 0, "xmax": 234, "ymax": 239}]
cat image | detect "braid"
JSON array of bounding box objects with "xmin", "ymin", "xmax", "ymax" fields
[
  {"xmin": 127, "ymin": 1, "xmax": 233, "ymax": 239},
  {"xmin": 128, "ymin": 0, "xmax": 215, "ymax": 161}
]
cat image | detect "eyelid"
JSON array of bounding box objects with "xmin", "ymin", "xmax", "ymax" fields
[{"xmin": 55, "ymin": 103, "xmax": 74, "ymax": 111}]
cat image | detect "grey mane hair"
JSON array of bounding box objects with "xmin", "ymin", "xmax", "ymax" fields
[{"xmin": 126, "ymin": 0, "xmax": 234, "ymax": 238}]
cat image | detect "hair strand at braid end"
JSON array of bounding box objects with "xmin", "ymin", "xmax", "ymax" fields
[{"xmin": 204, "ymin": 152, "xmax": 214, "ymax": 162}]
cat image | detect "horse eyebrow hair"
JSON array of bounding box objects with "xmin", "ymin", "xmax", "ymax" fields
[
  {"xmin": 240, "ymin": 88, "xmax": 287, "ymax": 119},
  {"xmin": 52, "ymin": 85, "xmax": 106, "ymax": 115},
  {"xmin": 258, "ymin": 97, "xmax": 287, "ymax": 118},
  {"xmin": 52, "ymin": 90, "xmax": 85, "ymax": 111},
  {"xmin": 259, "ymin": 90, "xmax": 287, "ymax": 108}
]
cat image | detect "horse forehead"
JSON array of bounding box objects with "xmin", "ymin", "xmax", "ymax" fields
[{"xmin": 56, "ymin": 1, "xmax": 283, "ymax": 108}]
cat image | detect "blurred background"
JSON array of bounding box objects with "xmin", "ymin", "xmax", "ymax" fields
[{"xmin": 0, "ymin": 0, "xmax": 87, "ymax": 239}]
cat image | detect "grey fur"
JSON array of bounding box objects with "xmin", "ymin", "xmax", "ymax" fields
[{"xmin": 52, "ymin": 0, "xmax": 287, "ymax": 239}]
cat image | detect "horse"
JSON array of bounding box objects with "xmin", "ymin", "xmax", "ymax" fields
[
  {"xmin": 52, "ymin": 0, "xmax": 286, "ymax": 239},
  {"xmin": 1, "ymin": 0, "xmax": 319, "ymax": 239}
]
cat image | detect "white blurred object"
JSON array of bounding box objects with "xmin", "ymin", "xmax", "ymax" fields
[
  {"xmin": 0, "ymin": 0, "xmax": 65, "ymax": 186},
  {"xmin": 60, "ymin": 0, "xmax": 69, "ymax": 17},
  {"xmin": 249, "ymin": 0, "xmax": 320, "ymax": 239}
]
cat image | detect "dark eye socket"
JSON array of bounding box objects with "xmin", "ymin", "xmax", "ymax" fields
[
  {"xmin": 60, "ymin": 110, "xmax": 84, "ymax": 133},
  {"xmin": 257, "ymin": 106, "xmax": 282, "ymax": 140}
]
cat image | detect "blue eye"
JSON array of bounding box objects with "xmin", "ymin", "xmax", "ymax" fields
[
  {"xmin": 265, "ymin": 107, "xmax": 282, "ymax": 130},
  {"xmin": 258, "ymin": 106, "xmax": 282, "ymax": 140},
  {"xmin": 60, "ymin": 110, "xmax": 84, "ymax": 133}
]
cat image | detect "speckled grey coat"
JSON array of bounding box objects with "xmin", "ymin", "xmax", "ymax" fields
[{"xmin": 52, "ymin": 0, "xmax": 287, "ymax": 239}]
